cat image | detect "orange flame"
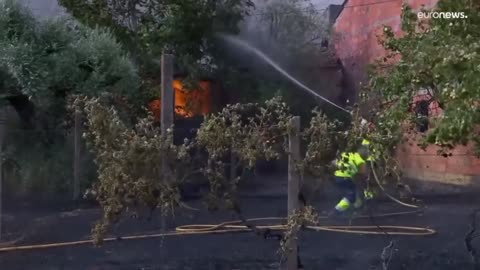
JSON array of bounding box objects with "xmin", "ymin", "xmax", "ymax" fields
[{"xmin": 148, "ymin": 79, "xmax": 212, "ymax": 120}]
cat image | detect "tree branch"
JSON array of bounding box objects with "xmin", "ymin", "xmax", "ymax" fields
[
  {"xmin": 465, "ymin": 208, "xmax": 480, "ymax": 270},
  {"xmin": 381, "ymin": 240, "xmax": 395, "ymax": 270},
  {"xmin": 231, "ymin": 200, "xmax": 283, "ymax": 241}
]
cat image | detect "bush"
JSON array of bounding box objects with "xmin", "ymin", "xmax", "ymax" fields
[{"xmin": 0, "ymin": 0, "xmax": 141, "ymax": 198}]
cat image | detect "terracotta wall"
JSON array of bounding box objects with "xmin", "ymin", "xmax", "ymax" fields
[{"xmin": 333, "ymin": 0, "xmax": 480, "ymax": 187}]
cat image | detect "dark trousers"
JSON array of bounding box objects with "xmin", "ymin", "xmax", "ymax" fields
[{"xmin": 335, "ymin": 176, "xmax": 357, "ymax": 204}]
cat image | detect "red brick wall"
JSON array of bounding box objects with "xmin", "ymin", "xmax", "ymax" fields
[
  {"xmin": 333, "ymin": 0, "xmax": 480, "ymax": 184},
  {"xmin": 334, "ymin": 0, "xmax": 437, "ymax": 88}
]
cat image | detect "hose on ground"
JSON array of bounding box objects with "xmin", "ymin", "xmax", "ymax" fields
[
  {"xmin": 0, "ymin": 161, "xmax": 432, "ymax": 253},
  {"xmin": 0, "ymin": 210, "xmax": 435, "ymax": 253},
  {"xmin": 370, "ymin": 160, "xmax": 420, "ymax": 209}
]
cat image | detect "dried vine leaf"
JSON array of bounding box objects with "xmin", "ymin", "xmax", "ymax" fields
[
  {"xmin": 196, "ymin": 96, "xmax": 293, "ymax": 209},
  {"xmin": 74, "ymin": 96, "xmax": 198, "ymax": 244}
]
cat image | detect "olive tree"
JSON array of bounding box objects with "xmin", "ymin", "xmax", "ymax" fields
[{"xmin": 0, "ymin": 0, "xmax": 140, "ymax": 196}]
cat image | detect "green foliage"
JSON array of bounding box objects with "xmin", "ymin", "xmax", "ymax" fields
[
  {"xmin": 56, "ymin": 0, "xmax": 129, "ymax": 45},
  {"xmin": 239, "ymin": 81, "xmax": 320, "ymax": 125},
  {"xmin": 59, "ymin": 0, "xmax": 254, "ymax": 81},
  {"xmin": 196, "ymin": 97, "xmax": 293, "ymax": 208},
  {"xmin": 58, "ymin": 0, "xmax": 333, "ymax": 112},
  {"xmin": 223, "ymin": 0, "xmax": 332, "ymax": 116},
  {"xmin": 196, "ymin": 96, "xmax": 352, "ymax": 208},
  {"xmin": 197, "ymin": 97, "xmax": 292, "ymax": 167},
  {"xmin": 3, "ymin": 129, "xmax": 74, "ymax": 197},
  {"xmin": 75, "ymin": 96, "xmax": 198, "ymax": 244},
  {"xmin": 0, "ymin": 0, "xmax": 139, "ymax": 105},
  {"xmin": 81, "ymin": 94, "xmax": 345, "ymax": 245},
  {"xmin": 364, "ymin": 0, "xmax": 480, "ymax": 156},
  {"xmin": 0, "ymin": 0, "xmax": 141, "ymax": 198},
  {"xmin": 279, "ymin": 205, "xmax": 318, "ymax": 256},
  {"xmin": 300, "ymin": 110, "xmax": 343, "ymax": 177},
  {"xmin": 257, "ymin": 0, "xmax": 329, "ymax": 58}
]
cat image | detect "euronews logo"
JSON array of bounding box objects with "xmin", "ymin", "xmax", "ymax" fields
[{"xmin": 417, "ymin": 11, "xmax": 467, "ymax": 19}]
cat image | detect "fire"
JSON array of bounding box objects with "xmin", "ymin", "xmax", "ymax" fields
[{"xmin": 148, "ymin": 79, "xmax": 212, "ymax": 120}]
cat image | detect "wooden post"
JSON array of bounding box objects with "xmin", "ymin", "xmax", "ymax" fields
[
  {"xmin": 0, "ymin": 132, "xmax": 2, "ymax": 242},
  {"xmin": 73, "ymin": 110, "xmax": 81, "ymax": 201},
  {"xmin": 0, "ymin": 108, "xmax": 6, "ymax": 241},
  {"xmin": 230, "ymin": 139, "xmax": 236, "ymax": 182},
  {"xmin": 161, "ymin": 53, "xmax": 174, "ymax": 139},
  {"xmin": 160, "ymin": 53, "xmax": 174, "ymax": 232},
  {"xmin": 287, "ymin": 116, "xmax": 301, "ymax": 270}
]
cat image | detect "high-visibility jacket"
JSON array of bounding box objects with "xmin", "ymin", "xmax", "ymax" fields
[{"xmin": 334, "ymin": 152, "xmax": 366, "ymax": 178}]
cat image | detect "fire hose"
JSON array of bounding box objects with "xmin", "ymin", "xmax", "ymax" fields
[
  {"xmin": 0, "ymin": 162, "xmax": 435, "ymax": 253},
  {"xmin": 0, "ymin": 210, "xmax": 435, "ymax": 253}
]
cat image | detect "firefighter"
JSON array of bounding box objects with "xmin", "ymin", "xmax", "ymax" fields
[
  {"xmin": 330, "ymin": 119, "xmax": 375, "ymax": 215},
  {"xmin": 331, "ymin": 141, "xmax": 370, "ymax": 214}
]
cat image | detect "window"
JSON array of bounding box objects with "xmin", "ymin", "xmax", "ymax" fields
[{"xmin": 415, "ymin": 99, "xmax": 429, "ymax": 132}]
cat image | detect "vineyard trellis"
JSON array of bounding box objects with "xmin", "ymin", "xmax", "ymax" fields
[
  {"xmin": 72, "ymin": 82, "xmax": 406, "ymax": 269},
  {"xmin": 0, "ymin": 31, "xmax": 408, "ymax": 263}
]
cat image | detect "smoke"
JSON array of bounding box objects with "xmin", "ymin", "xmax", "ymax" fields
[
  {"xmin": 220, "ymin": 34, "xmax": 349, "ymax": 113},
  {"xmin": 221, "ymin": 0, "xmax": 344, "ymax": 106},
  {"xmin": 18, "ymin": 0, "xmax": 66, "ymax": 19}
]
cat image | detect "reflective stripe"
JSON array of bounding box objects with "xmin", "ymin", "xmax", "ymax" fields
[
  {"xmin": 334, "ymin": 171, "xmax": 352, "ymax": 177},
  {"xmin": 335, "ymin": 197, "xmax": 350, "ymax": 211}
]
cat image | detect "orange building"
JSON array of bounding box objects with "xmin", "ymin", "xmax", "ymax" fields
[{"xmin": 331, "ymin": 0, "xmax": 480, "ymax": 190}]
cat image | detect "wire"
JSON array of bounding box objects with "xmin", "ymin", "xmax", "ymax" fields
[
  {"xmin": 250, "ymin": 7, "xmax": 327, "ymax": 17},
  {"xmin": 0, "ymin": 211, "xmax": 435, "ymax": 253},
  {"xmin": 344, "ymin": 0, "xmax": 400, "ymax": 9},
  {"xmin": 248, "ymin": 0, "xmax": 401, "ymax": 17}
]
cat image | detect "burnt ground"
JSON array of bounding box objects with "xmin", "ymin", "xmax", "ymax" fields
[{"xmin": 0, "ymin": 175, "xmax": 479, "ymax": 270}]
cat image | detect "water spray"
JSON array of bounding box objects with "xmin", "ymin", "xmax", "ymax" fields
[
  {"xmin": 219, "ymin": 34, "xmax": 421, "ymax": 209},
  {"xmin": 219, "ymin": 34, "xmax": 351, "ymax": 115}
]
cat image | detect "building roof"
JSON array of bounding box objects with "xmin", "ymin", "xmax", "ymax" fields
[{"xmin": 325, "ymin": 0, "xmax": 349, "ymax": 24}]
